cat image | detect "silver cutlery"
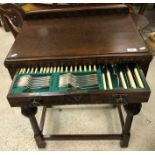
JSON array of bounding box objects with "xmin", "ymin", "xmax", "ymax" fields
[
  {"xmin": 59, "ymin": 73, "xmax": 98, "ymax": 89},
  {"xmin": 16, "ymin": 75, "xmax": 51, "ymax": 89}
]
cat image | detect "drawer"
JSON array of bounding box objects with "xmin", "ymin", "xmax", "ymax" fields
[{"xmin": 7, "ymin": 63, "xmax": 151, "ymax": 107}]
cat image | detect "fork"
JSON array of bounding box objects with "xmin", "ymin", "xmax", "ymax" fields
[
  {"xmin": 59, "ymin": 73, "xmax": 98, "ymax": 89},
  {"xmin": 16, "ymin": 75, "xmax": 51, "ymax": 89}
]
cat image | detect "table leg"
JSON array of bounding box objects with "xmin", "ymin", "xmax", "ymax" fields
[
  {"xmin": 120, "ymin": 103, "xmax": 142, "ymax": 147},
  {"xmin": 21, "ymin": 106, "xmax": 46, "ymax": 148},
  {"xmin": 0, "ymin": 16, "xmax": 2, "ymax": 26}
]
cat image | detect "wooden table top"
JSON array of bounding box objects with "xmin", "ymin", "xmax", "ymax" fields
[{"xmin": 6, "ymin": 13, "xmax": 149, "ymax": 62}]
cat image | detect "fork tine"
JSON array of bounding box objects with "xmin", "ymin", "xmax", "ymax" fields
[{"xmin": 59, "ymin": 73, "xmax": 98, "ymax": 88}]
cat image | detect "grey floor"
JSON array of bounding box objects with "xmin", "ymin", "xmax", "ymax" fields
[{"xmin": 0, "ymin": 7, "xmax": 155, "ymax": 150}]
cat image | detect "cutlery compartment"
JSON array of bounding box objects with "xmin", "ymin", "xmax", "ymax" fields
[{"xmin": 7, "ymin": 63, "xmax": 151, "ymax": 107}]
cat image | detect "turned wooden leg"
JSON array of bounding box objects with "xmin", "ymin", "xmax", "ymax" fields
[
  {"xmin": 120, "ymin": 103, "xmax": 142, "ymax": 148},
  {"xmin": 0, "ymin": 16, "xmax": 2, "ymax": 26},
  {"xmin": 21, "ymin": 107, "xmax": 46, "ymax": 148}
]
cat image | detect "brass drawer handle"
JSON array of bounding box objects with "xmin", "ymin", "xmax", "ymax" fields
[
  {"xmin": 32, "ymin": 98, "xmax": 43, "ymax": 106},
  {"xmin": 113, "ymin": 94, "xmax": 127, "ymax": 105}
]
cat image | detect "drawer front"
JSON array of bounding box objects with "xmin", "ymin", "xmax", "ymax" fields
[
  {"xmin": 7, "ymin": 63, "xmax": 151, "ymax": 107},
  {"xmin": 8, "ymin": 90, "xmax": 150, "ymax": 107}
]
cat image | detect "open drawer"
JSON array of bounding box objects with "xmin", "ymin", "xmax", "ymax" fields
[{"xmin": 7, "ymin": 63, "xmax": 151, "ymax": 107}]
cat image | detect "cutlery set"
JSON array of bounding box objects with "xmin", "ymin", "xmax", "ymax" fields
[{"xmin": 15, "ymin": 64, "xmax": 144, "ymax": 91}]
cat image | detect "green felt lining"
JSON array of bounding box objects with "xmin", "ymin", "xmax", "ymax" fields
[{"xmin": 11, "ymin": 64, "xmax": 146, "ymax": 94}]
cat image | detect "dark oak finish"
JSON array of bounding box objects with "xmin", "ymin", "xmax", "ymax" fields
[
  {"xmin": 0, "ymin": 3, "xmax": 127, "ymax": 37},
  {"xmin": 4, "ymin": 4, "xmax": 152, "ymax": 78},
  {"xmin": 5, "ymin": 13, "xmax": 152, "ymax": 78},
  {"xmin": 6, "ymin": 15, "xmax": 148, "ymax": 58},
  {"xmin": 0, "ymin": 4, "xmax": 24, "ymax": 37},
  {"xmin": 120, "ymin": 103, "xmax": 142, "ymax": 147},
  {"xmin": 25, "ymin": 3, "xmax": 129, "ymax": 19},
  {"xmin": 21, "ymin": 107, "xmax": 46, "ymax": 148},
  {"xmin": 44, "ymin": 134, "xmax": 122, "ymax": 140},
  {"xmin": 4, "ymin": 4, "xmax": 153, "ymax": 148},
  {"xmin": 8, "ymin": 88, "xmax": 151, "ymax": 107}
]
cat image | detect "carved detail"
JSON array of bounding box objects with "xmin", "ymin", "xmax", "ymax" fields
[
  {"xmin": 0, "ymin": 4, "xmax": 24, "ymax": 37},
  {"xmin": 113, "ymin": 94, "xmax": 127, "ymax": 105},
  {"xmin": 124, "ymin": 103, "xmax": 142, "ymax": 115},
  {"xmin": 21, "ymin": 107, "xmax": 37, "ymax": 117}
]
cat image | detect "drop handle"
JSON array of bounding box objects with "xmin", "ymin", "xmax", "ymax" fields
[
  {"xmin": 113, "ymin": 94, "xmax": 127, "ymax": 105},
  {"xmin": 32, "ymin": 98, "xmax": 43, "ymax": 106}
]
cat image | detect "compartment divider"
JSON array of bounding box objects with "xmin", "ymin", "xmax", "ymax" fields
[
  {"xmin": 10, "ymin": 64, "xmax": 148, "ymax": 95},
  {"xmin": 136, "ymin": 64, "xmax": 148, "ymax": 89},
  {"xmin": 121, "ymin": 65, "xmax": 131, "ymax": 89},
  {"xmin": 129, "ymin": 64, "xmax": 140, "ymax": 88},
  {"xmin": 97, "ymin": 65, "xmax": 104, "ymax": 90}
]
